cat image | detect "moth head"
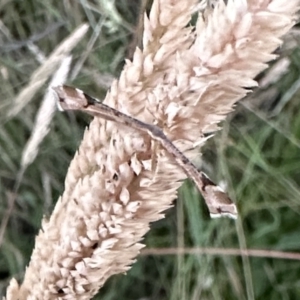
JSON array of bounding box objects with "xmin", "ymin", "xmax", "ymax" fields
[{"xmin": 52, "ymin": 85, "xmax": 88, "ymax": 111}]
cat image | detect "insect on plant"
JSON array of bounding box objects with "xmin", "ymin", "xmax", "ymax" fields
[{"xmin": 53, "ymin": 85, "xmax": 238, "ymax": 219}]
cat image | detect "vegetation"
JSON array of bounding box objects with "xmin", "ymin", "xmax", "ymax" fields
[{"xmin": 1, "ymin": 0, "xmax": 300, "ymax": 299}]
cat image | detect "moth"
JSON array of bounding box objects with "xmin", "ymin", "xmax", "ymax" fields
[{"xmin": 53, "ymin": 85, "xmax": 238, "ymax": 219}]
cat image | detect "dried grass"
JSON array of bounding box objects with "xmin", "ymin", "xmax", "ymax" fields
[
  {"xmin": 21, "ymin": 56, "xmax": 72, "ymax": 170},
  {"xmin": 7, "ymin": 24, "xmax": 88, "ymax": 118},
  {"xmin": 4, "ymin": 0, "xmax": 299, "ymax": 299}
]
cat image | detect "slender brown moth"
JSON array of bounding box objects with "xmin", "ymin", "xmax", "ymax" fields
[{"xmin": 53, "ymin": 85, "xmax": 238, "ymax": 219}]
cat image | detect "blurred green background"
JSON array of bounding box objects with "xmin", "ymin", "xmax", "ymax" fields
[{"xmin": 1, "ymin": 0, "xmax": 300, "ymax": 299}]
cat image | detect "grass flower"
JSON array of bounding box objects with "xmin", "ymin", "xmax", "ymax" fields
[{"xmin": 5, "ymin": 0, "xmax": 299, "ymax": 299}]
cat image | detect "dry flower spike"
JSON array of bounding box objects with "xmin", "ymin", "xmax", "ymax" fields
[{"xmin": 4, "ymin": 0, "xmax": 300, "ymax": 299}]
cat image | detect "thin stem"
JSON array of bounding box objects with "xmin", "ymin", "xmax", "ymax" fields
[{"xmin": 141, "ymin": 247, "xmax": 300, "ymax": 261}]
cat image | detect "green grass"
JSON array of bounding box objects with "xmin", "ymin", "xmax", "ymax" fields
[{"xmin": 1, "ymin": 1, "xmax": 300, "ymax": 299}]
